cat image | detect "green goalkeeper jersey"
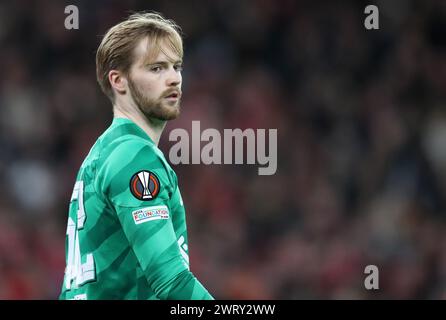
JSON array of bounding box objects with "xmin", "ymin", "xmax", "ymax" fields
[{"xmin": 59, "ymin": 118, "xmax": 213, "ymax": 300}]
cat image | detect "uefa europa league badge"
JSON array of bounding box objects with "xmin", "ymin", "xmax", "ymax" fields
[{"xmin": 129, "ymin": 170, "xmax": 160, "ymax": 201}]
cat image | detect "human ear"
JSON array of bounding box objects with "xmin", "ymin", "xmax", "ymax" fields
[{"xmin": 108, "ymin": 70, "xmax": 128, "ymax": 95}]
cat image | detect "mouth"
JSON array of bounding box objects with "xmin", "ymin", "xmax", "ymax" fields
[{"xmin": 164, "ymin": 91, "xmax": 181, "ymax": 100}]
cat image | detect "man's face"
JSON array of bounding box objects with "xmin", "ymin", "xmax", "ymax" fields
[{"xmin": 127, "ymin": 37, "xmax": 183, "ymax": 121}]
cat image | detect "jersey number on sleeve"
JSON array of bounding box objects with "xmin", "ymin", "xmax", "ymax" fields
[{"xmin": 65, "ymin": 181, "xmax": 96, "ymax": 290}]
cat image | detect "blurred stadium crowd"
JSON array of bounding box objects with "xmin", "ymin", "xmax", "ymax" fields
[{"xmin": 0, "ymin": 0, "xmax": 446, "ymax": 299}]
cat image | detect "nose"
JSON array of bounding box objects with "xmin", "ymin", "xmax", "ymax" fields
[{"xmin": 166, "ymin": 67, "xmax": 182, "ymax": 87}]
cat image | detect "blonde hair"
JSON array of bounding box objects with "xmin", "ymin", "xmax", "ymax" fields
[{"xmin": 96, "ymin": 12, "xmax": 183, "ymax": 102}]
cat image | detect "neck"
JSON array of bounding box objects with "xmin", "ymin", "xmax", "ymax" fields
[{"xmin": 113, "ymin": 102, "xmax": 166, "ymax": 146}]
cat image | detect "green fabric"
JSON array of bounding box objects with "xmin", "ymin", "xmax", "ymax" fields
[{"xmin": 59, "ymin": 118, "xmax": 213, "ymax": 300}]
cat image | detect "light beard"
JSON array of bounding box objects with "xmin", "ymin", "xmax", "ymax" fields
[{"xmin": 128, "ymin": 78, "xmax": 180, "ymax": 121}]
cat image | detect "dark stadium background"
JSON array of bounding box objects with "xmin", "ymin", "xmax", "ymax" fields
[{"xmin": 1, "ymin": 0, "xmax": 445, "ymax": 299}]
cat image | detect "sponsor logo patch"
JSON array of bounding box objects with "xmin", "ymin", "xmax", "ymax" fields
[{"xmin": 132, "ymin": 205, "xmax": 169, "ymax": 224}]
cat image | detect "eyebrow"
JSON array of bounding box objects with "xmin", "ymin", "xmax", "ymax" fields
[{"xmin": 147, "ymin": 60, "xmax": 183, "ymax": 66}]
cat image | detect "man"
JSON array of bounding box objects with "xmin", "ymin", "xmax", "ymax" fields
[{"xmin": 59, "ymin": 12, "xmax": 214, "ymax": 300}]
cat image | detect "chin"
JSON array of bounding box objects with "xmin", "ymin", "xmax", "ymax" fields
[
  {"xmin": 153, "ymin": 106, "xmax": 180, "ymax": 121},
  {"xmin": 163, "ymin": 102, "xmax": 181, "ymax": 116}
]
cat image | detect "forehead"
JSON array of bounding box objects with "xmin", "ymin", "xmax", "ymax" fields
[{"xmin": 133, "ymin": 36, "xmax": 181, "ymax": 66}]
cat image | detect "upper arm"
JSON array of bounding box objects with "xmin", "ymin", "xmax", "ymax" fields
[{"xmin": 98, "ymin": 140, "xmax": 188, "ymax": 291}]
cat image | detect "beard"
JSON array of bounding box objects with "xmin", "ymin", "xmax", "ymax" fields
[{"xmin": 128, "ymin": 78, "xmax": 180, "ymax": 121}]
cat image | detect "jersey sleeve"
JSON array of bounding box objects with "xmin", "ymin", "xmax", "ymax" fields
[{"xmin": 98, "ymin": 139, "xmax": 213, "ymax": 300}]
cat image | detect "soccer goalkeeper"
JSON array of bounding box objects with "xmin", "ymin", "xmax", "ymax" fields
[{"xmin": 59, "ymin": 12, "xmax": 214, "ymax": 300}]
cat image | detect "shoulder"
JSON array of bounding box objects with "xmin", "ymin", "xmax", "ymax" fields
[
  {"xmin": 104, "ymin": 136, "xmax": 157, "ymax": 167},
  {"xmin": 96, "ymin": 136, "xmax": 176, "ymax": 207}
]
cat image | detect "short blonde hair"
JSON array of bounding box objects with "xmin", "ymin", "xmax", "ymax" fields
[{"xmin": 96, "ymin": 12, "xmax": 183, "ymax": 102}]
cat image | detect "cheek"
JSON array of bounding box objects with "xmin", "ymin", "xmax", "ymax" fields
[
  {"xmin": 131, "ymin": 67, "xmax": 158, "ymax": 84},
  {"xmin": 133, "ymin": 75, "xmax": 157, "ymax": 97}
]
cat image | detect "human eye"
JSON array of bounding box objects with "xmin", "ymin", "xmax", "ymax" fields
[
  {"xmin": 174, "ymin": 64, "xmax": 183, "ymax": 72},
  {"xmin": 149, "ymin": 65, "xmax": 162, "ymax": 73}
]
